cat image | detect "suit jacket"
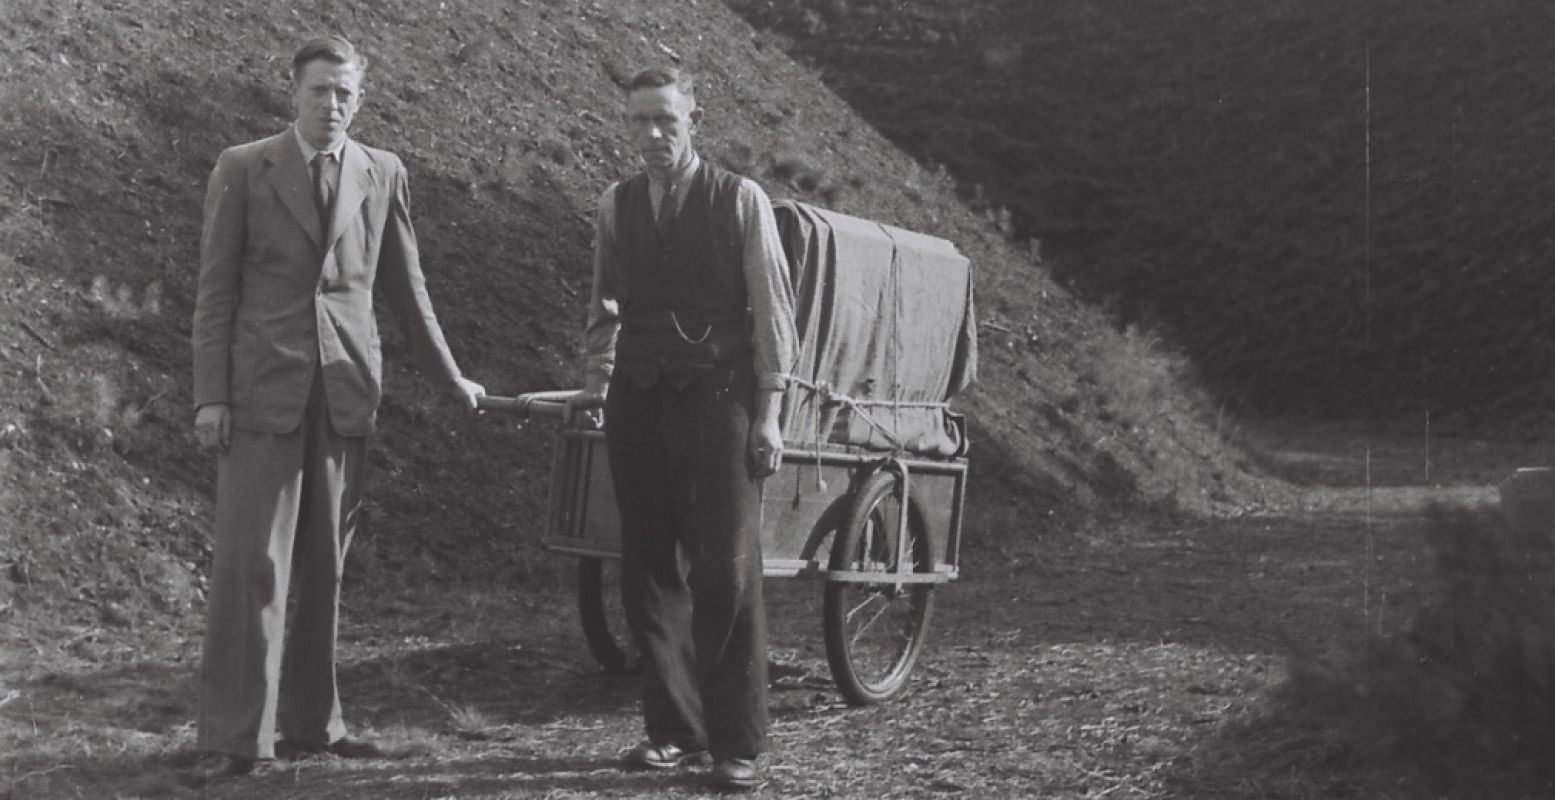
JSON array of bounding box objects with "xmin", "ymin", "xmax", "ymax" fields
[{"xmin": 192, "ymin": 130, "xmax": 461, "ymax": 437}]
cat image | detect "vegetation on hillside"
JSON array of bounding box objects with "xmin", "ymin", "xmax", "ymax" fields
[
  {"xmin": 0, "ymin": 0, "xmax": 1265, "ymax": 631},
  {"xmin": 729, "ymin": 0, "xmax": 1555, "ymax": 424}
]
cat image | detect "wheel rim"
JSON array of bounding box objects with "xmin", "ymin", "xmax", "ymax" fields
[{"xmin": 836, "ymin": 489, "xmax": 930, "ymax": 695}]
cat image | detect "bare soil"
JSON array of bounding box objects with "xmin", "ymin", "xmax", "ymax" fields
[{"xmin": 2, "ymin": 422, "xmax": 1539, "ymax": 799}]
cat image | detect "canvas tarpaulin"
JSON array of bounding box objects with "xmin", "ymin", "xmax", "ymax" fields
[{"xmin": 773, "ymin": 200, "xmax": 977, "ymax": 456}]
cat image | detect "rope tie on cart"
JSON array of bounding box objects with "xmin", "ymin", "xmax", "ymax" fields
[{"xmin": 787, "ymin": 376, "xmax": 949, "ymax": 490}]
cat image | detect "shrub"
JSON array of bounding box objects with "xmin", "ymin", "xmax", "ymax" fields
[
  {"xmin": 1081, "ymin": 325, "xmax": 1198, "ymax": 431},
  {"xmin": 1285, "ymin": 501, "xmax": 1555, "ymax": 788}
]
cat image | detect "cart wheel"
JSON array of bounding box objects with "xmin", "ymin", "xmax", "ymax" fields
[
  {"xmin": 577, "ymin": 557, "xmax": 638, "ymax": 673},
  {"xmin": 823, "ymin": 470, "xmax": 935, "ymax": 705}
]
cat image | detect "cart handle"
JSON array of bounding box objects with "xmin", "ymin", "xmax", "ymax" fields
[{"xmin": 477, "ymin": 389, "xmax": 581, "ymax": 420}]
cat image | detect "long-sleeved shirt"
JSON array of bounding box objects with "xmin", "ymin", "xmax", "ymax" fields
[{"xmin": 582, "ymin": 152, "xmax": 797, "ymax": 393}]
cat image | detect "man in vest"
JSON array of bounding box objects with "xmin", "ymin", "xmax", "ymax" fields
[{"xmin": 567, "ymin": 66, "xmax": 797, "ymax": 792}]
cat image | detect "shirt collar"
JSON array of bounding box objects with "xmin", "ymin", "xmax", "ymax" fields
[
  {"xmin": 651, "ymin": 151, "xmax": 700, "ymax": 192},
  {"xmin": 294, "ymin": 124, "xmax": 347, "ymax": 163}
]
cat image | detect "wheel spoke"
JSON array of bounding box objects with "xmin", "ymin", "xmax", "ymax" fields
[
  {"xmin": 849, "ymin": 596, "xmax": 897, "ymax": 651},
  {"xmin": 845, "ymin": 589, "xmax": 887, "ymax": 625}
]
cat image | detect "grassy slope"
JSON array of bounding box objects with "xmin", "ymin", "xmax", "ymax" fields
[
  {"xmin": 729, "ymin": 0, "xmax": 1555, "ymax": 424},
  {"xmin": 0, "ymin": 0, "xmax": 1266, "ymax": 637}
]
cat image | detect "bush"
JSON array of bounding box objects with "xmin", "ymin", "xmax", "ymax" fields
[
  {"xmin": 1081, "ymin": 325, "xmax": 1200, "ymax": 431},
  {"xmin": 1287, "ymin": 501, "xmax": 1555, "ymax": 788}
]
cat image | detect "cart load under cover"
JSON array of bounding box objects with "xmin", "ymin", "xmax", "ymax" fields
[{"xmin": 774, "ymin": 200, "xmax": 978, "ymax": 457}]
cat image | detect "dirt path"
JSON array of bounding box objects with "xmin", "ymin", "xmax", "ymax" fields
[{"xmin": 0, "ymin": 430, "xmax": 1517, "ymax": 798}]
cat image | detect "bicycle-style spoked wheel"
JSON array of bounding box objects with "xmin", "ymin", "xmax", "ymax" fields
[{"xmin": 822, "ymin": 471, "xmax": 935, "ymax": 705}]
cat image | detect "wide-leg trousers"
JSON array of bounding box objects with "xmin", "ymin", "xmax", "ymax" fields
[
  {"xmin": 605, "ymin": 358, "xmax": 769, "ymax": 761},
  {"xmin": 197, "ymin": 370, "xmax": 365, "ymax": 759}
]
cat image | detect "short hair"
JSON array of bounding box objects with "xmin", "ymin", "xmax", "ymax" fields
[
  {"xmin": 291, "ymin": 36, "xmax": 367, "ymax": 82},
  {"xmin": 625, "ymin": 66, "xmax": 695, "ymax": 104}
]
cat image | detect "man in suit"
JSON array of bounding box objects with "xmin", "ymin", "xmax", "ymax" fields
[
  {"xmin": 187, "ymin": 36, "xmax": 483, "ymax": 782},
  {"xmin": 566, "ymin": 66, "xmax": 797, "ymax": 792}
]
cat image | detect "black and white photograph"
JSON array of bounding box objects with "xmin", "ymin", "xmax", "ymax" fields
[{"xmin": 4, "ymin": 1, "xmax": 1554, "ymax": 797}]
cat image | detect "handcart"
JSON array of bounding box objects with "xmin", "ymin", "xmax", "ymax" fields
[{"xmin": 481, "ymin": 201, "xmax": 978, "ymax": 706}]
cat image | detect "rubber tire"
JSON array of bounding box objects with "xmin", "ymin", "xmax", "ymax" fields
[
  {"xmin": 822, "ymin": 470, "xmax": 935, "ymax": 705},
  {"xmin": 577, "ymin": 557, "xmax": 637, "ymax": 673}
]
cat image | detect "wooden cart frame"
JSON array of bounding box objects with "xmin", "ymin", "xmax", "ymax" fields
[{"xmin": 484, "ymin": 391, "xmax": 967, "ymax": 705}]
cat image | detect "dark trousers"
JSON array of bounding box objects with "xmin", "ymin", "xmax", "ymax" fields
[
  {"xmin": 198, "ymin": 369, "xmax": 364, "ymax": 759},
  {"xmin": 605, "ymin": 359, "xmax": 769, "ymax": 760}
]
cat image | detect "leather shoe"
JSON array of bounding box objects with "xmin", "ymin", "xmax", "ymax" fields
[
  {"xmin": 276, "ymin": 737, "xmax": 387, "ymax": 760},
  {"xmin": 709, "ymin": 758, "xmax": 763, "ymax": 792},
  {"xmin": 328, "ymin": 737, "xmax": 388, "ymax": 759},
  {"xmin": 274, "ymin": 739, "xmax": 325, "ymax": 760},
  {"xmin": 184, "ymin": 752, "xmax": 255, "ymax": 784},
  {"xmin": 622, "ymin": 741, "xmax": 711, "ymax": 770}
]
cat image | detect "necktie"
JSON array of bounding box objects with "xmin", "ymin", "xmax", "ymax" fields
[
  {"xmin": 312, "ymin": 152, "xmax": 336, "ymax": 237},
  {"xmin": 656, "ymin": 180, "xmax": 676, "ymax": 232}
]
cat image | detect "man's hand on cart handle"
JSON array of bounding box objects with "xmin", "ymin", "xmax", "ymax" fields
[
  {"xmin": 564, "ymin": 387, "xmax": 607, "ymax": 429},
  {"xmin": 476, "ymin": 390, "xmax": 584, "ymax": 421}
]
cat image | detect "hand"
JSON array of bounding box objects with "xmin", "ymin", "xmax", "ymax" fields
[
  {"xmin": 564, "ymin": 387, "xmax": 606, "ymax": 429},
  {"xmin": 748, "ymin": 417, "xmax": 783, "ymax": 477},
  {"xmin": 453, "ymin": 376, "xmax": 485, "ymax": 411},
  {"xmin": 194, "ymin": 403, "xmax": 232, "ymax": 452}
]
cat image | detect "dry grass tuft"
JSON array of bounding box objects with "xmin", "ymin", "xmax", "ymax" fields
[
  {"xmin": 448, "ymin": 703, "xmax": 502, "ymax": 741},
  {"xmin": 1082, "ymin": 325, "xmax": 1199, "ymax": 431}
]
